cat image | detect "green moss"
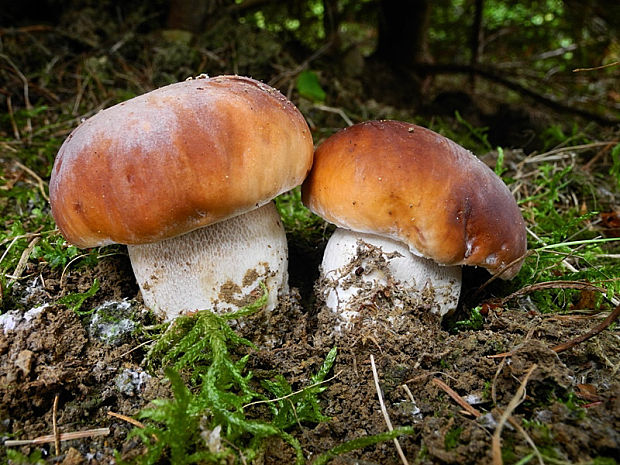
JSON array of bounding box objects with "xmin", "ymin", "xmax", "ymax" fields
[
  {"xmin": 57, "ymin": 278, "xmax": 100, "ymax": 314},
  {"xmin": 130, "ymin": 288, "xmax": 336, "ymax": 464},
  {"xmin": 274, "ymin": 186, "xmax": 329, "ymax": 242},
  {"xmin": 444, "ymin": 425, "xmax": 463, "ymax": 450},
  {"xmin": 592, "ymin": 457, "xmax": 618, "ymax": 465},
  {"xmin": 5, "ymin": 449, "xmax": 46, "ymax": 465},
  {"xmin": 455, "ymin": 306, "xmax": 485, "ymax": 331}
]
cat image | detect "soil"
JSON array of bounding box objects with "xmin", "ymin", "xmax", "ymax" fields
[{"xmin": 1, "ymin": 248, "xmax": 618, "ymax": 465}]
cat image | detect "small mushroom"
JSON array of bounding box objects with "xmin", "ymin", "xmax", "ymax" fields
[
  {"xmin": 50, "ymin": 75, "xmax": 314, "ymax": 320},
  {"xmin": 302, "ymin": 120, "xmax": 526, "ymax": 328}
]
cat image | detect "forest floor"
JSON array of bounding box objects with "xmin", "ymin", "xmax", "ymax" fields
[
  {"xmin": 1, "ymin": 196, "xmax": 619, "ymax": 465},
  {"xmin": 1, "ymin": 8, "xmax": 620, "ymax": 464}
]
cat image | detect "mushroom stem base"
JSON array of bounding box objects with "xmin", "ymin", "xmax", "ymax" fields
[
  {"xmin": 128, "ymin": 202, "xmax": 288, "ymax": 321},
  {"xmin": 319, "ymin": 229, "xmax": 462, "ymax": 329}
]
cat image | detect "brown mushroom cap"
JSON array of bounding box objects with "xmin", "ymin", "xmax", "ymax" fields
[
  {"xmin": 302, "ymin": 120, "xmax": 527, "ymax": 278},
  {"xmin": 50, "ymin": 75, "xmax": 314, "ymax": 248}
]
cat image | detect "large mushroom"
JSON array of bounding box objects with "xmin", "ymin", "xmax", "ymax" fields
[
  {"xmin": 50, "ymin": 75, "xmax": 314, "ymax": 321},
  {"xmin": 302, "ymin": 120, "xmax": 526, "ymax": 328}
]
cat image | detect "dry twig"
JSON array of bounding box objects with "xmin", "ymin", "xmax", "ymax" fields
[
  {"xmin": 488, "ymin": 304, "xmax": 617, "ymax": 358},
  {"xmin": 522, "ymin": 141, "xmax": 618, "ymax": 164},
  {"xmin": 117, "ymin": 340, "xmax": 153, "ymax": 359},
  {"xmin": 6, "ymin": 236, "xmax": 39, "ymax": 285},
  {"xmin": 242, "ymin": 370, "xmax": 342, "ymax": 409},
  {"xmin": 107, "ymin": 411, "xmax": 160, "ymax": 443},
  {"xmin": 432, "ymin": 378, "xmax": 481, "ymax": 418},
  {"xmin": 551, "ymin": 303, "xmax": 620, "ymax": 353},
  {"xmin": 506, "ymin": 416, "xmax": 544, "ymax": 465},
  {"xmin": 401, "ymin": 384, "xmax": 415, "ymax": 403},
  {"xmin": 312, "ymin": 104, "xmax": 354, "ymax": 127},
  {"xmin": 495, "ymin": 280, "xmax": 609, "ymax": 306},
  {"xmin": 490, "ymin": 360, "xmax": 543, "ymax": 465},
  {"xmin": 107, "ymin": 411, "xmax": 146, "ymax": 429},
  {"xmin": 491, "ymin": 357, "xmax": 507, "ymax": 406},
  {"xmin": 0, "ymin": 53, "xmax": 33, "ymax": 139},
  {"xmin": 573, "ymin": 61, "xmax": 619, "ymax": 72},
  {"xmin": 491, "ymin": 364, "xmax": 538, "ymax": 465},
  {"xmin": 14, "ymin": 160, "xmax": 50, "ymax": 202},
  {"xmin": 60, "ymin": 253, "xmax": 89, "ymax": 287},
  {"xmin": 473, "ymin": 250, "xmax": 534, "ymax": 296},
  {"xmin": 4, "ymin": 428, "xmax": 110, "ymax": 446},
  {"xmin": 53, "ymin": 394, "xmax": 60, "ymax": 455},
  {"xmin": 370, "ymin": 354, "xmax": 409, "ymax": 465}
]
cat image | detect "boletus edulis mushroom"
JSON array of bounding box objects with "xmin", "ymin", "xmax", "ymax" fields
[
  {"xmin": 302, "ymin": 120, "xmax": 527, "ymax": 329},
  {"xmin": 50, "ymin": 75, "xmax": 314, "ymax": 320}
]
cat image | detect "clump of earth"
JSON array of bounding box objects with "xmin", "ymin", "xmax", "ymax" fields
[{"xmin": 1, "ymin": 252, "xmax": 618, "ymax": 464}]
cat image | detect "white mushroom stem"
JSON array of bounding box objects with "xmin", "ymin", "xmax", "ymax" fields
[
  {"xmin": 128, "ymin": 202, "xmax": 288, "ymax": 321},
  {"xmin": 320, "ymin": 228, "xmax": 462, "ymax": 328}
]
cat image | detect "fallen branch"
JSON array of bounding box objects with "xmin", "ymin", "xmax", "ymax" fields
[{"xmin": 412, "ymin": 62, "xmax": 619, "ymax": 125}]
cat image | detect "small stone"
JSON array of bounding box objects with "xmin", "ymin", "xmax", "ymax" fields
[
  {"xmin": 61, "ymin": 447, "xmax": 84, "ymax": 465},
  {"xmin": 88, "ymin": 300, "xmax": 137, "ymax": 345},
  {"xmin": 115, "ymin": 368, "xmax": 152, "ymax": 396},
  {"xmin": 15, "ymin": 349, "xmax": 34, "ymax": 377}
]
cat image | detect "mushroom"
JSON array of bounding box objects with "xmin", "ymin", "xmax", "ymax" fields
[
  {"xmin": 302, "ymin": 120, "xmax": 526, "ymax": 328},
  {"xmin": 50, "ymin": 75, "xmax": 314, "ymax": 321}
]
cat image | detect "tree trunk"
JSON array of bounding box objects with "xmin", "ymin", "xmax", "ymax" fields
[
  {"xmin": 166, "ymin": 0, "xmax": 214, "ymax": 33},
  {"xmin": 469, "ymin": 0, "xmax": 484, "ymax": 88},
  {"xmin": 375, "ymin": 0, "xmax": 432, "ymax": 69}
]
